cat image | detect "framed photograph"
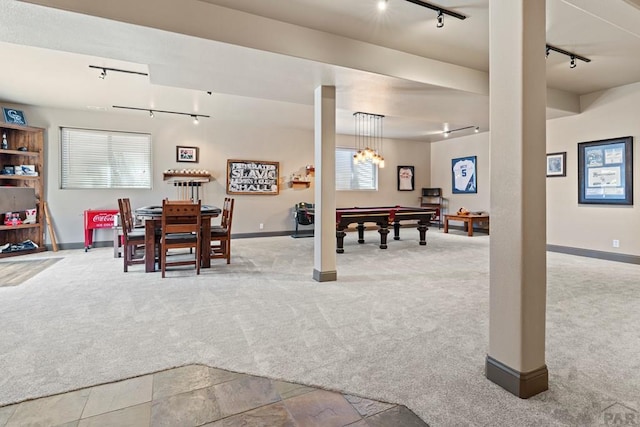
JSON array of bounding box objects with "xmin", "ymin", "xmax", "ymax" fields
[
  {"xmin": 227, "ymin": 159, "xmax": 280, "ymax": 195},
  {"xmin": 3, "ymin": 108, "xmax": 27, "ymax": 126},
  {"xmin": 176, "ymin": 146, "xmax": 199, "ymax": 163},
  {"xmin": 578, "ymin": 136, "xmax": 633, "ymax": 205},
  {"xmin": 546, "ymin": 152, "xmax": 566, "ymax": 177},
  {"xmin": 451, "ymin": 156, "xmax": 477, "ymax": 194},
  {"xmin": 397, "ymin": 165, "xmax": 415, "ymax": 191}
]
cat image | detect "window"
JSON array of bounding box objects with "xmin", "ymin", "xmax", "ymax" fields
[
  {"xmin": 61, "ymin": 127, "xmax": 152, "ymax": 189},
  {"xmin": 335, "ymin": 147, "xmax": 378, "ymax": 191}
]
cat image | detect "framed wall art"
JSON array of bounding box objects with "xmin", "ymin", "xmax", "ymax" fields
[
  {"xmin": 546, "ymin": 152, "xmax": 566, "ymax": 177},
  {"xmin": 227, "ymin": 159, "xmax": 280, "ymax": 195},
  {"xmin": 451, "ymin": 156, "xmax": 477, "ymax": 194},
  {"xmin": 578, "ymin": 136, "xmax": 633, "ymax": 205},
  {"xmin": 176, "ymin": 146, "xmax": 199, "ymax": 163},
  {"xmin": 3, "ymin": 108, "xmax": 27, "ymax": 126},
  {"xmin": 397, "ymin": 165, "xmax": 415, "ymax": 191}
]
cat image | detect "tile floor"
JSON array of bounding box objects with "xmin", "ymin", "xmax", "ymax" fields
[{"xmin": 0, "ymin": 364, "xmax": 428, "ymax": 427}]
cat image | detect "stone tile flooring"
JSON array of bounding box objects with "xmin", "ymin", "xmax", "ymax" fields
[{"xmin": 0, "ymin": 364, "xmax": 428, "ymax": 426}]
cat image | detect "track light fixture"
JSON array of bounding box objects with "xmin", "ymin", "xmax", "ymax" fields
[
  {"xmin": 113, "ymin": 106, "xmax": 210, "ymax": 124},
  {"xmin": 89, "ymin": 65, "xmax": 149, "ymax": 79},
  {"xmin": 377, "ymin": 0, "xmax": 388, "ymax": 11},
  {"xmin": 403, "ymin": 0, "xmax": 466, "ymax": 28},
  {"xmin": 545, "ymin": 44, "xmax": 590, "ymax": 69},
  {"xmin": 443, "ymin": 126, "xmax": 479, "ymax": 137}
]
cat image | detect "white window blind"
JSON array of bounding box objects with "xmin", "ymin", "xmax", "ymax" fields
[
  {"xmin": 61, "ymin": 127, "xmax": 152, "ymax": 189},
  {"xmin": 336, "ymin": 147, "xmax": 378, "ymax": 191}
]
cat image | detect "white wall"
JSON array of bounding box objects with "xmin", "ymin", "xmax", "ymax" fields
[
  {"xmin": 11, "ymin": 105, "xmax": 430, "ymax": 246},
  {"xmin": 547, "ymin": 82, "xmax": 640, "ymax": 256},
  {"xmin": 429, "ymin": 81, "xmax": 640, "ymax": 257},
  {"xmin": 430, "ymin": 132, "xmax": 491, "ymax": 217}
]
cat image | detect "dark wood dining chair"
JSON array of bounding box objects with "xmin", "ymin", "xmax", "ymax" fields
[
  {"xmin": 210, "ymin": 197, "xmax": 234, "ymax": 264},
  {"xmin": 161, "ymin": 199, "xmax": 202, "ymax": 278},
  {"xmin": 118, "ymin": 198, "xmax": 146, "ymax": 272}
]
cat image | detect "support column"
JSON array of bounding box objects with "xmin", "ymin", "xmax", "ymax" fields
[
  {"xmin": 486, "ymin": 0, "xmax": 548, "ymax": 398},
  {"xmin": 313, "ymin": 86, "xmax": 337, "ymax": 282}
]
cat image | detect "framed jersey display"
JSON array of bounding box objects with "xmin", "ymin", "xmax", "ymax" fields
[{"xmin": 451, "ymin": 156, "xmax": 477, "ymax": 194}]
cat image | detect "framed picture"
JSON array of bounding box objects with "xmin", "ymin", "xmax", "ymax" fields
[
  {"xmin": 546, "ymin": 152, "xmax": 566, "ymax": 177},
  {"xmin": 3, "ymin": 108, "xmax": 27, "ymax": 126},
  {"xmin": 451, "ymin": 156, "xmax": 477, "ymax": 194},
  {"xmin": 227, "ymin": 159, "xmax": 280, "ymax": 195},
  {"xmin": 397, "ymin": 165, "xmax": 415, "ymax": 191},
  {"xmin": 578, "ymin": 136, "xmax": 633, "ymax": 205},
  {"xmin": 176, "ymin": 146, "xmax": 199, "ymax": 163}
]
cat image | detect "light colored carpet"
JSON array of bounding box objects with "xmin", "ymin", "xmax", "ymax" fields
[{"xmin": 0, "ymin": 230, "xmax": 638, "ymax": 426}]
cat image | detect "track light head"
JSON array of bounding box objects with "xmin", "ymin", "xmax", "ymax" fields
[
  {"xmin": 436, "ymin": 10, "xmax": 444, "ymax": 28},
  {"xmin": 474, "ymin": 127, "xmax": 479, "ymax": 133},
  {"xmin": 99, "ymin": 69, "xmax": 106, "ymax": 79},
  {"xmin": 443, "ymin": 131, "xmax": 450, "ymax": 137},
  {"xmin": 545, "ymin": 47, "xmax": 550, "ymax": 58},
  {"xmin": 570, "ymin": 55, "xmax": 577, "ymax": 69},
  {"xmin": 192, "ymin": 115, "xmax": 199, "ymax": 125},
  {"xmin": 149, "ymin": 110, "xmax": 154, "ymax": 118},
  {"xmin": 377, "ymin": 0, "xmax": 388, "ymax": 11}
]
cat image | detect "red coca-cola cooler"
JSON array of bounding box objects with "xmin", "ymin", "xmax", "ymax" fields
[{"xmin": 84, "ymin": 209, "xmax": 118, "ymax": 251}]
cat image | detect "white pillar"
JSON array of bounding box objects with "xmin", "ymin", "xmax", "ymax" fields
[
  {"xmin": 313, "ymin": 86, "xmax": 337, "ymax": 282},
  {"xmin": 486, "ymin": 0, "xmax": 548, "ymax": 398}
]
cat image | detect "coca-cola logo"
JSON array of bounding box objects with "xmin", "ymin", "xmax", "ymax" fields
[{"xmin": 92, "ymin": 214, "xmax": 115, "ymax": 223}]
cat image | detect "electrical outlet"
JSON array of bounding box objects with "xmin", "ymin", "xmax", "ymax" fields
[
  {"xmin": 259, "ymin": 223, "xmax": 264, "ymax": 230},
  {"xmin": 613, "ymin": 239, "xmax": 620, "ymax": 248}
]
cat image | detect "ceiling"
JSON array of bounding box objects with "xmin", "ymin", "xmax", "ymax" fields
[{"xmin": 0, "ymin": 0, "xmax": 639, "ymax": 142}]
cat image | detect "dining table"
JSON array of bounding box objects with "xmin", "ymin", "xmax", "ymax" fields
[{"xmin": 135, "ymin": 204, "xmax": 222, "ymax": 273}]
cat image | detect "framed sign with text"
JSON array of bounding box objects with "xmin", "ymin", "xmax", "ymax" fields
[{"xmin": 226, "ymin": 159, "xmax": 280, "ymax": 195}]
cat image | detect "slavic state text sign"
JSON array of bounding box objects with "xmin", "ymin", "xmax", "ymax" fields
[{"xmin": 226, "ymin": 159, "xmax": 279, "ymax": 195}]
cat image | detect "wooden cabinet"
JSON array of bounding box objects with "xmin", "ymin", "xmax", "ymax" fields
[
  {"xmin": 0, "ymin": 123, "xmax": 46, "ymax": 257},
  {"xmin": 420, "ymin": 187, "xmax": 443, "ymax": 228}
]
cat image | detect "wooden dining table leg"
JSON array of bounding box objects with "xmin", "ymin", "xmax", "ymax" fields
[
  {"xmin": 201, "ymin": 218, "xmax": 211, "ymax": 269},
  {"xmin": 145, "ymin": 220, "xmax": 156, "ymax": 273}
]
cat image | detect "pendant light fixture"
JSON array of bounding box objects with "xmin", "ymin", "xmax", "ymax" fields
[{"xmin": 353, "ymin": 112, "xmax": 385, "ymax": 168}]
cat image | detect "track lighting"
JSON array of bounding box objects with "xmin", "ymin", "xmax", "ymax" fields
[
  {"xmin": 436, "ymin": 10, "xmax": 444, "ymax": 28},
  {"xmin": 545, "ymin": 44, "xmax": 590, "ymax": 69},
  {"xmin": 442, "ymin": 125, "xmax": 479, "ymax": 137},
  {"xmin": 404, "ymin": 0, "xmax": 466, "ymax": 28},
  {"xmin": 89, "ymin": 65, "xmax": 149, "ymax": 79},
  {"xmin": 378, "ymin": 0, "xmax": 388, "ymax": 11},
  {"xmin": 113, "ymin": 106, "xmax": 210, "ymax": 124},
  {"xmin": 545, "ymin": 47, "xmax": 550, "ymax": 58}
]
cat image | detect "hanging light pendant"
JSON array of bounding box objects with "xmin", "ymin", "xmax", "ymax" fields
[{"xmin": 353, "ymin": 112, "xmax": 385, "ymax": 168}]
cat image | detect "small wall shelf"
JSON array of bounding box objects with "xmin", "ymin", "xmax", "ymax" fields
[
  {"xmin": 163, "ymin": 172, "xmax": 211, "ymax": 181},
  {"xmin": 291, "ymin": 180, "xmax": 311, "ymax": 188}
]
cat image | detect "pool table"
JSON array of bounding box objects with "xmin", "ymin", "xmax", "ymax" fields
[{"xmin": 334, "ymin": 206, "xmax": 435, "ymax": 253}]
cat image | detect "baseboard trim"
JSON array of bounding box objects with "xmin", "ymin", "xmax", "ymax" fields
[
  {"xmin": 547, "ymin": 244, "xmax": 640, "ymax": 265},
  {"xmin": 313, "ymin": 269, "xmax": 337, "ymax": 282},
  {"xmin": 485, "ymin": 355, "xmax": 548, "ymax": 399}
]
